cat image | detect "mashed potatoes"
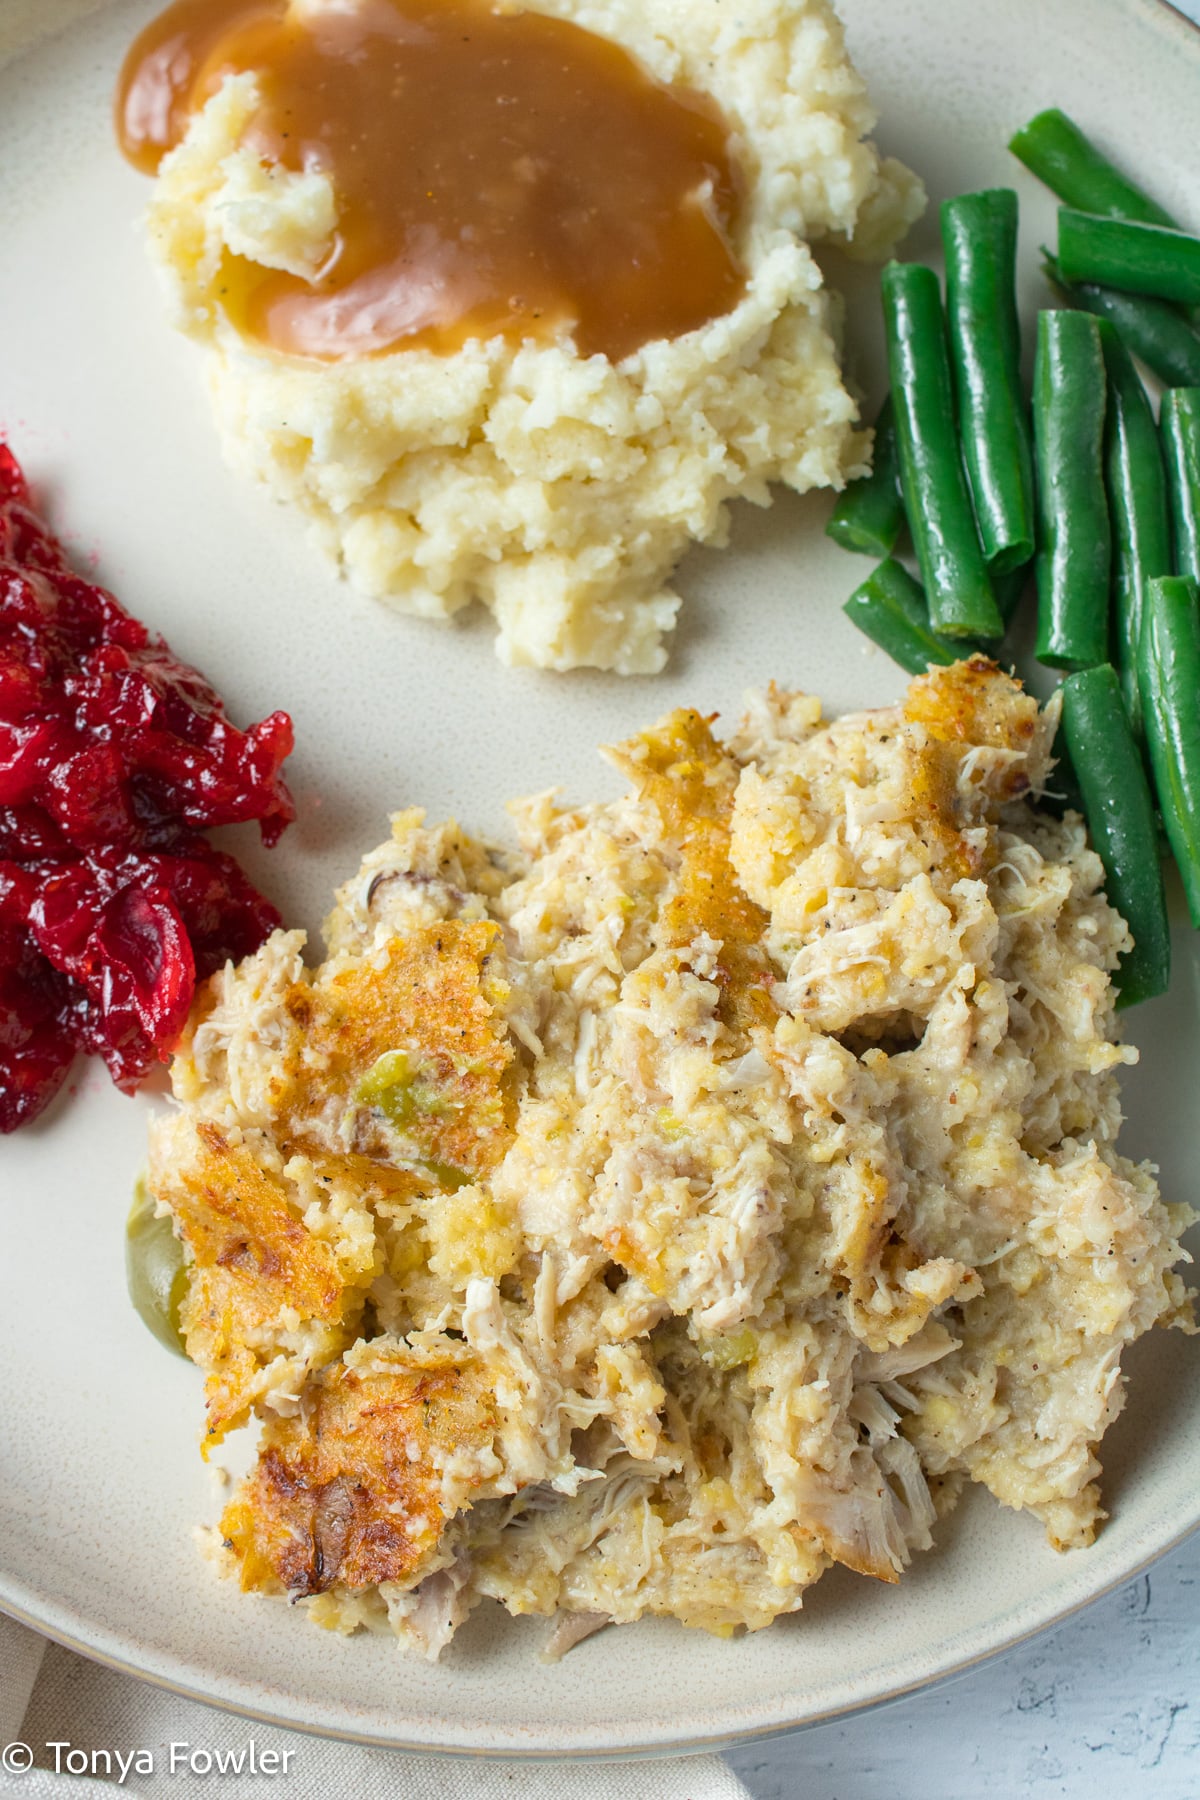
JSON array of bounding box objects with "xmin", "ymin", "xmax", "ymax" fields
[
  {"xmin": 143, "ymin": 0, "xmax": 922, "ymax": 672},
  {"xmin": 147, "ymin": 661, "xmax": 1194, "ymax": 1657}
]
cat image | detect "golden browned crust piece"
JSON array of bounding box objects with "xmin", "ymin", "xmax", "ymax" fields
[
  {"xmin": 284, "ymin": 918, "xmax": 514, "ymax": 1182},
  {"xmin": 161, "ymin": 1121, "xmax": 352, "ymax": 1442},
  {"xmin": 221, "ymin": 1346, "xmax": 499, "ymax": 1597}
]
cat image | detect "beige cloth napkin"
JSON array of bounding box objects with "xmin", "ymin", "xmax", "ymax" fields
[{"xmin": 0, "ymin": 1614, "xmax": 751, "ymax": 1800}]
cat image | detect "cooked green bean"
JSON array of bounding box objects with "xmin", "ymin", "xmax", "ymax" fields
[
  {"xmin": 881, "ymin": 262, "xmax": 1002, "ymax": 639},
  {"xmin": 1161, "ymin": 389, "xmax": 1200, "ymax": 581},
  {"xmin": 1099, "ymin": 322, "xmax": 1171, "ymax": 740},
  {"xmin": 1057, "ymin": 210, "xmax": 1200, "ymax": 308},
  {"xmin": 1043, "ymin": 254, "xmax": 1200, "ymax": 389},
  {"xmin": 1138, "ymin": 574, "xmax": 1200, "ymax": 926},
  {"xmin": 1032, "ymin": 309, "xmax": 1111, "ymax": 669},
  {"xmin": 1060, "ymin": 664, "xmax": 1170, "ymax": 1007},
  {"xmin": 126, "ymin": 1176, "xmax": 188, "ymax": 1358},
  {"xmin": 1010, "ymin": 109, "xmax": 1177, "ymax": 229},
  {"xmin": 941, "ymin": 190, "xmax": 1035, "ymax": 573},
  {"xmin": 841, "ymin": 557, "xmax": 967, "ymax": 675},
  {"xmin": 825, "ymin": 395, "xmax": 904, "ymax": 557},
  {"xmin": 1017, "ymin": 114, "xmax": 1200, "ymax": 339}
]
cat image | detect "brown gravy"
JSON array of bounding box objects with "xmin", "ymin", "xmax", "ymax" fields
[{"xmin": 116, "ymin": 0, "xmax": 746, "ymax": 364}]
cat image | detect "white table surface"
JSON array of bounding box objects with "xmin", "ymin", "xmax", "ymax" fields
[
  {"xmin": 725, "ymin": 1531, "xmax": 1200, "ymax": 1797},
  {"xmin": 727, "ymin": 4, "xmax": 1200, "ymax": 1786}
]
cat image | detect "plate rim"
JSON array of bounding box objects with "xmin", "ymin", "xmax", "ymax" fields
[
  {"xmin": 3, "ymin": 0, "xmax": 1200, "ymax": 1761},
  {"xmin": 3, "ymin": 1508, "xmax": 1200, "ymax": 1760}
]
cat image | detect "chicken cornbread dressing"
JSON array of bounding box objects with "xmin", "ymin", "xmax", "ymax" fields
[
  {"xmin": 148, "ymin": 661, "xmax": 1194, "ymax": 1657},
  {"xmin": 118, "ymin": 0, "xmax": 922, "ymax": 672}
]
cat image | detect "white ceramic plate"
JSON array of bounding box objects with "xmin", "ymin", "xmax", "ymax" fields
[{"xmin": 2, "ymin": 0, "xmax": 1199, "ymax": 1759}]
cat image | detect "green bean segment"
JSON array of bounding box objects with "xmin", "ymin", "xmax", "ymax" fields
[
  {"xmin": 1010, "ymin": 109, "xmax": 1177, "ymax": 228},
  {"xmin": 1099, "ymin": 323, "xmax": 1171, "ymax": 741},
  {"xmin": 1060, "ymin": 665, "xmax": 1169, "ymax": 1007},
  {"xmin": 1032, "ymin": 309, "xmax": 1111, "ymax": 669},
  {"xmin": 1161, "ymin": 389, "xmax": 1200, "ymax": 582},
  {"xmin": 1043, "ymin": 254, "xmax": 1200, "ymax": 389},
  {"xmin": 941, "ymin": 189, "xmax": 1035, "ymax": 573},
  {"xmin": 841, "ymin": 557, "xmax": 967, "ymax": 676},
  {"xmin": 881, "ymin": 261, "xmax": 1002, "ymax": 639},
  {"xmin": 126, "ymin": 1176, "xmax": 189, "ymax": 1358},
  {"xmin": 825, "ymin": 395, "xmax": 905, "ymax": 558},
  {"xmin": 1057, "ymin": 210, "xmax": 1200, "ymax": 308},
  {"xmin": 1138, "ymin": 575, "xmax": 1200, "ymax": 927}
]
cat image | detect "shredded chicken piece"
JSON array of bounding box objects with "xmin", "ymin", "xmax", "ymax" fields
[{"xmin": 152, "ymin": 662, "xmax": 1195, "ymax": 1654}]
